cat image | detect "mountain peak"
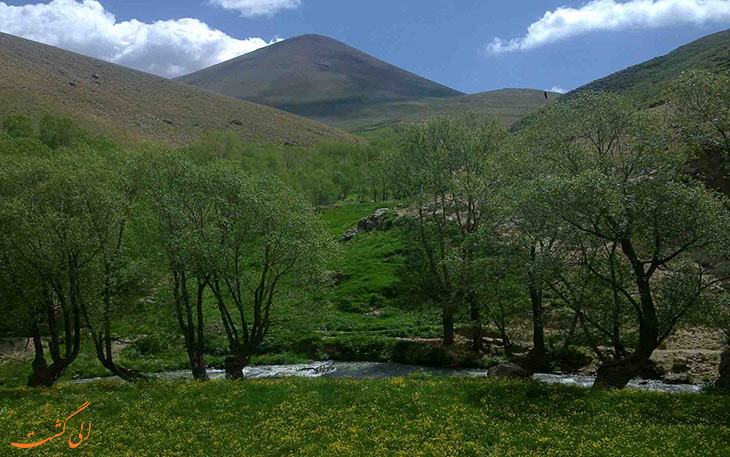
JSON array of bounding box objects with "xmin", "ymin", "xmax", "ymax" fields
[{"xmin": 177, "ymin": 34, "xmax": 463, "ymax": 116}]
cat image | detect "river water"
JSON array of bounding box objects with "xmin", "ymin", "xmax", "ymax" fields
[{"xmin": 69, "ymin": 361, "xmax": 702, "ymax": 394}]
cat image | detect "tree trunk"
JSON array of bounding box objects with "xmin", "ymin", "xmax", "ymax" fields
[
  {"xmin": 594, "ymin": 243, "xmax": 662, "ymax": 389},
  {"xmin": 716, "ymin": 347, "xmax": 730, "ymax": 390},
  {"xmin": 594, "ymin": 354, "xmax": 651, "ymax": 389},
  {"xmin": 528, "ymin": 283, "xmax": 546, "ymax": 355},
  {"xmin": 189, "ymin": 350, "xmax": 208, "ymax": 381},
  {"xmin": 470, "ymin": 300, "xmax": 482, "ymax": 353},
  {"xmin": 224, "ymin": 355, "xmax": 251, "ymax": 380},
  {"xmin": 442, "ymin": 310, "xmax": 454, "ymax": 346}
]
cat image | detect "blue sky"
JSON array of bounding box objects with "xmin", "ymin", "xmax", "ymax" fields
[{"xmin": 1, "ymin": 0, "xmax": 730, "ymax": 94}]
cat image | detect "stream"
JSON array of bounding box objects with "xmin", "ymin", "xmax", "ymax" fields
[{"xmin": 69, "ymin": 361, "xmax": 702, "ymax": 394}]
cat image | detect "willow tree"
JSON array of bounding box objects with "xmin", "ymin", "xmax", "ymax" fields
[
  {"xmin": 207, "ymin": 166, "xmax": 335, "ymax": 379},
  {"xmin": 530, "ymin": 92, "xmax": 730, "ymax": 388},
  {"xmin": 140, "ymin": 151, "xmax": 220, "ymax": 381},
  {"xmin": 389, "ymin": 113, "xmax": 506, "ymax": 348},
  {"xmin": 0, "ymin": 140, "xmax": 146, "ymax": 386}
]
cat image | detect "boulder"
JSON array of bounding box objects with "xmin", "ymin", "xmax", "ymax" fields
[
  {"xmin": 340, "ymin": 227, "xmax": 359, "ymax": 242},
  {"xmin": 488, "ymin": 362, "xmax": 530, "ymax": 379},
  {"xmin": 357, "ymin": 208, "xmax": 389, "ymax": 231}
]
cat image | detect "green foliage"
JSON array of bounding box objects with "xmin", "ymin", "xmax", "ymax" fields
[
  {"xmin": 1, "ymin": 114, "xmax": 34, "ymax": 138},
  {"xmin": 38, "ymin": 113, "xmax": 86, "ymax": 149}
]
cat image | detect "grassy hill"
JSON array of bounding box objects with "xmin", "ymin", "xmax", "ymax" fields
[
  {"xmin": 330, "ymin": 89, "xmax": 562, "ymax": 134},
  {"xmin": 569, "ymin": 28, "xmax": 730, "ymax": 105},
  {"xmin": 0, "ymin": 32, "xmax": 361, "ymax": 147}
]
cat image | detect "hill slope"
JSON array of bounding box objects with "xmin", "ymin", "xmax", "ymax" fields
[
  {"xmin": 0, "ymin": 32, "xmax": 360, "ymax": 147},
  {"xmin": 330, "ymin": 89, "xmax": 562, "ymax": 133},
  {"xmin": 177, "ymin": 34, "xmax": 463, "ymax": 118},
  {"xmin": 569, "ymin": 28, "xmax": 730, "ymax": 105}
]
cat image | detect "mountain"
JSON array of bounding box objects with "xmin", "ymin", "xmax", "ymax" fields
[
  {"xmin": 0, "ymin": 32, "xmax": 360, "ymax": 147},
  {"xmin": 569, "ymin": 28, "xmax": 730, "ymax": 105},
  {"xmin": 177, "ymin": 34, "xmax": 463, "ymax": 119},
  {"xmin": 178, "ymin": 34, "xmax": 560, "ymax": 132}
]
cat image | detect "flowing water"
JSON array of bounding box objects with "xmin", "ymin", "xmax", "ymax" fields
[{"xmin": 69, "ymin": 361, "xmax": 702, "ymax": 393}]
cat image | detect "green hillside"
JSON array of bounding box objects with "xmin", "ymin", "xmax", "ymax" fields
[
  {"xmin": 0, "ymin": 32, "xmax": 361, "ymax": 147},
  {"xmin": 328, "ymin": 89, "xmax": 562, "ymax": 134},
  {"xmin": 569, "ymin": 28, "xmax": 730, "ymax": 105}
]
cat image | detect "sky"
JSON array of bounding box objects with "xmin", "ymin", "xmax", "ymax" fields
[{"xmin": 1, "ymin": 0, "xmax": 730, "ymax": 94}]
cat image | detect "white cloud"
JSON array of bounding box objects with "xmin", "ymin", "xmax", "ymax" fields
[
  {"xmin": 549, "ymin": 86, "xmax": 567, "ymax": 94},
  {"xmin": 0, "ymin": 0, "xmax": 279, "ymax": 77},
  {"xmin": 209, "ymin": 0, "xmax": 301, "ymax": 17},
  {"xmin": 485, "ymin": 0, "xmax": 730, "ymax": 55}
]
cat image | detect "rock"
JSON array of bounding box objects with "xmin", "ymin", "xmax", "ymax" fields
[
  {"xmin": 163, "ymin": 119, "xmax": 174, "ymax": 125},
  {"xmin": 91, "ymin": 73, "xmax": 100, "ymax": 79},
  {"xmin": 357, "ymin": 208, "xmax": 389, "ymax": 231},
  {"xmin": 488, "ymin": 363, "xmax": 530, "ymax": 379},
  {"xmin": 230, "ymin": 119, "xmax": 243, "ymax": 126},
  {"xmin": 663, "ymin": 373, "xmax": 690, "ymax": 385},
  {"xmin": 340, "ymin": 227, "xmax": 359, "ymax": 242}
]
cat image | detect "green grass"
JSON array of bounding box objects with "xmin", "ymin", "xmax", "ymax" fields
[{"xmin": 1, "ymin": 377, "xmax": 728, "ymax": 456}]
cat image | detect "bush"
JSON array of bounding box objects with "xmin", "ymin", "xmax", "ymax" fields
[
  {"xmin": 2, "ymin": 114, "xmax": 34, "ymax": 138},
  {"xmin": 123, "ymin": 333, "xmax": 172, "ymax": 357},
  {"xmin": 38, "ymin": 114, "xmax": 85, "ymax": 149},
  {"xmin": 323, "ymin": 335, "xmax": 397, "ymax": 362},
  {"xmin": 392, "ymin": 340, "xmax": 456, "ymax": 367},
  {"xmin": 549, "ymin": 346, "xmax": 593, "ymax": 373}
]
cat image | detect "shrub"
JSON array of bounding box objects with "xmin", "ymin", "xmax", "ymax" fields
[
  {"xmin": 38, "ymin": 114, "xmax": 85, "ymax": 149},
  {"xmin": 2, "ymin": 114, "xmax": 34, "ymax": 138}
]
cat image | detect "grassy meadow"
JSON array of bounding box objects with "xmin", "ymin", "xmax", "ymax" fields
[{"xmin": 1, "ymin": 377, "xmax": 729, "ymax": 456}]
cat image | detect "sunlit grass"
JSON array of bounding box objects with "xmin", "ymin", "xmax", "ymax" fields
[{"xmin": 1, "ymin": 377, "xmax": 728, "ymax": 456}]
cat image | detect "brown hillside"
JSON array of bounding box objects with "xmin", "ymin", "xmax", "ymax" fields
[{"xmin": 0, "ymin": 32, "xmax": 361, "ymax": 147}]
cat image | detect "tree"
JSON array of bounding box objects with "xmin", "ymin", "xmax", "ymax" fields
[
  {"xmin": 2, "ymin": 114, "xmax": 34, "ymax": 138},
  {"xmin": 139, "ymin": 152, "xmax": 335, "ymax": 380},
  {"xmin": 207, "ymin": 167, "xmax": 335, "ymax": 378},
  {"xmin": 140, "ymin": 151, "xmax": 219, "ymax": 380},
  {"xmin": 390, "ymin": 113, "xmax": 506, "ymax": 348},
  {"xmin": 74, "ymin": 151, "xmax": 150, "ymax": 382},
  {"xmin": 670, "ymin": 69, "xmax": 730, "ymax": 196},
  {"xmin": 0, "ymin": 143, "xmax": 147, "ymax": 386},
  {"xmin": 528, "ymin": 92, "xmax": 730, "ymax": 388}
]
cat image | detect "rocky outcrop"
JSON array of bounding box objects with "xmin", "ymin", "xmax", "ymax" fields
[
  {"xmin": 488, "ymin": 363, "xmax": 530, "ymax": 379},
  {"xmin": 340, "ymin": 208, "xmax": 390, "ymax": 242},
  {"xmin": 358, "ymin": 208, "xmax": 389, "ymax": 231}
]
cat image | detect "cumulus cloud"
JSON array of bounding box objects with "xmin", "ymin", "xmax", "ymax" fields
[
  {"xmin": 485, "ymin": 0, "xmax": 730, "ymax": 55},
  {"xmin": 549, "ymin": 86, "xmax": 567, "ymax": 94},
  {"xmin": 209, "ymin": 0, "xmax": 301, "ymax": 17},
  {"xmin": 0, "ymin": 0, "xmax": 279, "ymax": 77}
]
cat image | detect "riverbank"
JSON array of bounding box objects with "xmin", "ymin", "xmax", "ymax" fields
[
  {"xmin": 65, "ymin": 361, "xmax": 702, "ymax": 394},
  {"xmin": 2, "ymin": 377, "xmax": 728, "ymax": 456}
]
